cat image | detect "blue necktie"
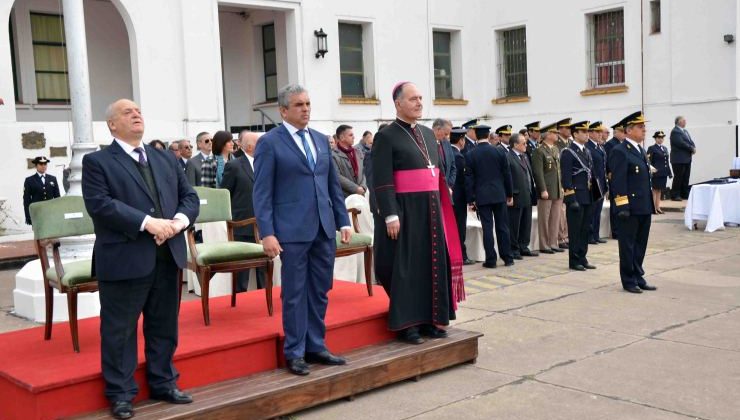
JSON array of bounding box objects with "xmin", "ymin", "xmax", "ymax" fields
[
  {"xmin": 297, "ymin": 130, "xmax": 316, "ymax": 171},
  {"xmin": 134, "ymin": 147, "xmax": 148, "ymax": 167}
]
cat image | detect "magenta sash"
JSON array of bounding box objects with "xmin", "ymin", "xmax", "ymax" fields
[{"xmin": 393, "ymin": 168, "xmax": 465, "ymax": 309}]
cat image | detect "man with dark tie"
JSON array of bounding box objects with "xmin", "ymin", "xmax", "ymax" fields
[
  {"xmin": 82, "ymin": 99, "xmax": 200, "ymax": 419},
  {"xmin": 608, "ymin": 111, "xmax": 657, "ymax": 294},
  {"xmin": 466, "ymin": 124, "xmax": 515, "ymax": 268},
  {"xmin": 221, "ymin": 131, "xmax": 265, "ymax": 291},
  {"xmin": 586, "ymin": 121, "xmax": 608, "ymax": 245},
  {"xmin": 178, "ymin": 139, "xmax": 193, "ymax": 171},
  {"xmin": 23, "ymin": 156, "xmax": 61, "ymax": 225},
  {"xmin": 506, "ymin": 133, "xmax": 538, "ymax": 259},
  {"xmin": 669, "ymin": 115, "xmax": 697, "ymax": 201},
  {"xmin": 253, "ymin": 84, "xmax": 351, "ymax": 376},
  {"xmin": 432, "ymin": 118, "xmax": 457, "ymax": 189},
  {"xmin": 561, "ymin": 120, "xmax": 600, "ymax": 271}
]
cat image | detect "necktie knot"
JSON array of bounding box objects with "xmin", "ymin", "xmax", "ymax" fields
[{"xmin": 134, "ymin": 147, "xmax": 148, "ymax": 167}]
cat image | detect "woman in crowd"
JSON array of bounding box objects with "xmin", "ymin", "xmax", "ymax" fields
[
  {"xmin": 201, "ymin": 130, "xmax": 234, "ymax": 188},
  {"xmin": 647, "ymin": 130, "xmax": 672, "ymax": 214}
]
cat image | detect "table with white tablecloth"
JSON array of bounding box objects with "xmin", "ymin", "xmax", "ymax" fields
[{"xmin": 684, "ymin": 180, "xmax": 740, "ymax": 232}]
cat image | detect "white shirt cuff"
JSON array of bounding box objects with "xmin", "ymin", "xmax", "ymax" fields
[
  {"xmin": 140, "ymin": 215, "xmax": 152, "ymax": 232},
  {"xmin": 340, "ymin": 226, "xmax": 352, "ymax": 231},
  {"xmin": 174, "ymin": 213, "xmax": 190, "ymax": 232},
  {"xmin": 385, "ymin": 215, "xmax": 399, "ymax": 224}
]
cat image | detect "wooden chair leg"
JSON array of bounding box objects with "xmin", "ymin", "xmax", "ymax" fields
[
  {"xmin": 231, "ymin": 272, "xmax": 237, "ymax": 308},
  {"xmin": 364, "ymin": 248, "xmax": 373, "ymax": 297},
  {"xmin": 200, "ymin": 268, "xmax": 211, "ymax": 326},
  {"xmin": 266, "ymin": 261, "xmax": 274, "ymax": 316},
  {"xmin": 44, "ymin": 285, "xmax": 54, "ymax": 340},
  {"xmin": 67, "ymin": 290, "xmax": 80, "ymax": 353}
]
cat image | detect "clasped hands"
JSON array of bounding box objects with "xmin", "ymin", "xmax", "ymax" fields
[{"xmin": 145, "ymin": 218, "xmax": 187, "ymax": 245}]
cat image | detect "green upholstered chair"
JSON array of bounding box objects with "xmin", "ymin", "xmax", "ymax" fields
[
  {"xmin": 189, "ymin": 187, "xmax": 274, "ymax": 325},
  {"xmin": 335, "ymin": 208, "xmax": 374, "ymax": 296},
  {"xmin": 29, "ymin": 195, "xmax": 97, "ymax": 353}
]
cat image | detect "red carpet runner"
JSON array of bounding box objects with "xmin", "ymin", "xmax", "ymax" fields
[{"xmin": 0, "ymin": 281, "xmax": 391, "ymax": 420}]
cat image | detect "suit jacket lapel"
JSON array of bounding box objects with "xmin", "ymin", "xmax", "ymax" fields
[
  {"xmin": 279, "ymin": 124, "xmax": 311, "ymax": 170},
  {"xmin": 109, "ymin": 141, "xmax": 155, "ymax": 204},
  {"xmin": 243, "ymin": 157, "xmax": 255, "ymax": 181},
  {"xmin": 147, "ymin": 146, "xmax": 171, "ymax": 208}
]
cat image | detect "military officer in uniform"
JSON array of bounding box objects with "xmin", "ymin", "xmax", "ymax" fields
[
  {"xmin": 524, "ymin": 121, "xmax": 540, "ymax": 159},
  {"xmin": 586, "ymin": 121, "xmax": 608, "ymax": 244},
  {"xmin": 555, "ymin": 118, "xmax": 572, "ymax": 151},
  {"xmin": 608, "ymin": 111, "xmax": 656, "ymax": 293},
  {"xmin": 647, "ymin": 131, "xmax": 672, "ymax": 214},
  {"xmin": 561, "ymin": 121, "xmax": 600, "ymax": 271},
  {"xmin": 531, "ymin": 123, "xmax": 564, "ymax": 254},
  {"xmin": 461, "ymin": 119, "xmax": 478, "ymax": 154},
  {"xmin": 23, "ymin": 156, "xmax": 61, "ymax": 225},
  {"xmin": 604, "ymin": 119, "xmax": 626, "ymax": 239},
  {"xmin": 495, "ymin": 125, "xmax": 513, "ymax": 151}
]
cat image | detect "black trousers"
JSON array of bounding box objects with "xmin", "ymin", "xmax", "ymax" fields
[
  {"xmin": 234, "ymin": 234, "xmax": 266, "ymax": 291},
  {"xmin": 508, "ymin": 204, "xmax": 532, "ymax": 256},
  {"xmin": 590, "ymin": 197, "xmax": 604, "ymax": 241},
  {"xmin": 671, "ymin": 163, "xmax": 692, "ymax": 199},
  {"xmin": 453, "ymin": 201, "xmax": 469, "ymax": 260},
  {"xmin": 98, "ymin": 252, "xmax": 180, "ymax": 402},
  {"xmin": 566, "ymin": 202, "xmax": 593, "ymax": 267},
  {"xmin": 617, "ymin": 214, "xmax": 651, "ymax": 289},
  {"xmin": 478, "ymin": 203, "xmax": 512, "ymax": 264}
]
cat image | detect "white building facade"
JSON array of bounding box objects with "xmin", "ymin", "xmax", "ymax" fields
[{"xmin": 1, "ymin": 0, "xmax": 738, "ymax": 229}]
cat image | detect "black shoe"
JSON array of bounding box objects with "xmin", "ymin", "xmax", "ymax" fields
[
  {"xmin": 305, "ymin": 350, "xmax": 347, "ymax": 365},
  {"xmin": 110, "ymin": 401, "xmax": 133, "ymax": 420},
  {"xmin": 583, "ymin": 264, "xmax": 596, "ymax": 269},
  {"xmin": 419, "ymin": 324, "xmax": 448, "ymax": 338},
  {"xmin": 559, "ymin": 243, "xmax": 569, "ymax": 249},
  {"xmin": 504, "ymin": 260, "xmax": 515, "ymax": 267},
  {"xmin": 639, "ymin": 283, "xmax": 658, "ymax": 291},
  {"xmin": 552, "ymin": 247, "xmax": 565, "ymax": 253},
  {"xmin": 570, "ymin": 265, "xmax": 586, "ymax": 271},
  {"xmin": 540, "ymin": 249, "xmax": 555, "ymax": 254},
  {"xmin": 463, "ymin": 258, "xmax": 477, "ymax": 265},
  {"xmin": 150, "ymin": 388, "xmax": 193, "ymax": 404},
  {"xmin": 597, "ymin": 239, "xmax": 607, "ymax": 244},
  {"xmin": 286, "ymin": 358, "xmax": 311, "ymax": 375},
  {"xmin": 482, "ymin": 262, "xmax": 497, "ymax": 269},
  {"xmin": 588, "ymin": 240, "xmax": 599, "ymax": 245},
  {"xmin": 512, "ymin": 254, "xmax": 523, "ymax": 260},
  {"xmin": 624, "ymin": 286, "xmax": 643, "ymax": 294},
  {"xmin": 521, "ymin": 250, "xmax": 539, "ymax": 257},
  {"xmin": 398, "ymin": 327, "xmax": 425, "ymax": 345}
]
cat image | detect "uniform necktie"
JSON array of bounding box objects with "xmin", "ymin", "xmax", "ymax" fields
[
  {"xmin": 134, "ymin": 147, "xmax": 148, "ymax": 167},
  {"xmin": 297, "ymin": 130, "xmax": 316, "ymax": 171},
  {"xmin": 40, "ymin": 174, "xmax": 45, "ymax": 184}
]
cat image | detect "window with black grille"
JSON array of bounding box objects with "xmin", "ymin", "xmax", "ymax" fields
[
  {"xmin": 497, "ymin": 27, "xmax": 528, "ymax": 98},
  {"xmin": 587, "ymin": 9, "xmax": 625, "ymax": 88}
]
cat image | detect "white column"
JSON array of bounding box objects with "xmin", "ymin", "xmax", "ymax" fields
[{"xmin": 62, "ymin": 0, "xmax": 97, "ymax": 196}]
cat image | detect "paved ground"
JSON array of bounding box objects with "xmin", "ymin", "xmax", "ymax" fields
[{"xmin": 1, "ymin": 209, "xmax": 737, "ymax": 419}]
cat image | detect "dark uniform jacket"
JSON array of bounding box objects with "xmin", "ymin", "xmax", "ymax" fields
[
  {"xmin": 531, "ymin": 143, "xmax": 563, "ymax": 199},
  {"xmin": 647, "ymin": 144, "xmax": 672, "ymax": 177},
  {"xmin": 561, "ymin": 143, "xmax": 598, "ymax": 205},
  {"xmin": 23, "ymin": 173, "xmax": 61, "ymax": 224},
  {"xmin": 608, "ymin": 140, "xmax": 654, "ymax": 215},
  {"xmin": 507, "ymin": 150, "xmax": 537, "ymax": 207},
  {"xmin": 452, "ymin": 146, "xmax": 467, "ymax": 206},
  {"xmin": 586, "ymin": 139, "xmax": 608, "ymax": 196},
  {"xmin": 465, "ymin": 142, "xmax": 513, "ymax": 206}
]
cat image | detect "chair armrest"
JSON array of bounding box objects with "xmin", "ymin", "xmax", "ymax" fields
[
  {"xmin": 187, "ymin": 228, "xmax": 200, "ymax": 266},
  {"xmin": 51, "ymin": 240, "xmax": 66, "ymax": 282},
  {"xmin": 347, "ymin": 208, "xmax": 361, "ymax": 233},
  {"xmin": 225, "ymin": 217, "xmax": 262, "ymax": 243}
]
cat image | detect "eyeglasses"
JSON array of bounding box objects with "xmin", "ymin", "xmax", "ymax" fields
[
  {"xmin": 204, "ymin": 139, "xmax": 212, "ymax": 144},
  {"xmin": 181, "ymin": 145, "xmax": 192, "ymax": 150}
]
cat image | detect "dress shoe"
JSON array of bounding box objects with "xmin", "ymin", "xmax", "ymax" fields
[
  {"xmin": 482, "ymin": 262, "xmax": 497, "ymax": 269},
  {"xmin": 504, "ymin": 260, "xmax": 515, "ymax": 267},
  {"xmin": 588, "ymin": 239, "xmax": 599, "ymax": 245},
  {"xmin": 570, "ymin": 264, "xmax": 586, "ymax": 271},
  {"xmin": 286, "ymin": 358, "xmax": 311, "ymax": 375},
  {"xmin": 540, "ymin": 249, "xmax": 555, "ymax": 254},
  {"xmin": 551, "ymin": 247, "xmax": 565, "ymax": 253},
  {"xmin": 521, "ymin": 250, "xmax": 539, "ymax": 257},
  {"xmin": 624, "ymin": 286, "xmax": 643, "ymax": 294},
  {"xmin": 583, "ymin": 264, "xmax": 597, "ymax": 269},
  {"xmin": 559, "ymin": 243, "xmax": 569, "ymax": 249},
  {"xmin": 110, "ymin": 401, "xmax": 133, "ymax": 420},
  {"xmin": 638, "ymin": 283, "xmax": 658, "ymax": 291},
  {"xmin": 150, "ymin": 388, "xmax": 193, "ymax": 404},
  {"xmin": 512, "ymin": 254, "xmax": 523, "ymax": 260},
  {"xmin": 463, "ymin": 258, "xmax": 477, "ymax": 266},
  {"xmin": 305, "ymin": 350, "xmax": 347, "ymax": 365},
  {"xmin": 597, "ymin": 239, "xmax": 607, "ymax": 244},
  {"xmin": 398, "ymin": 327, "xmax": 425, "ymax": 345},
  {"xmin": 419, "ymin": 324, "xmax": 448, "ymax": 338}
]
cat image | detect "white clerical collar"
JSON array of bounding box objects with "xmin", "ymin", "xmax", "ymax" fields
[
  {"xmin": 625, "ymin": 138, "xmax": 642, "ymax": 149},
  {"xmin": 282, "ymin": 120, "xmax": 310, "ymax": 136},
  {"xmin": 396, "ymin": 116, "xmax": 417, "ymax": 129}
]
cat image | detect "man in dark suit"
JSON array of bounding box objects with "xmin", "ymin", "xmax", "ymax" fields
[
  {"xmin": 669, "ymin": 116, "xmax": 696, "ymax": 200},
  {"xmin": 449, "ymin": 127, "xmax": 475, "ymax": 265},
  {"xmin": 23, "ymin": 156, "xmax": 61, "ymax": 225},
  {"xmin": 185, "ymin": 131, "xmax": 212, "ymax": 187},
  {"xmin": 461, "ymin": 119, "xmax": 478, "ymax": 155},
  {"xmin": 608, "ymin": 111, "xmax": 657, "ymax": 294},
  {"xmin": 466, "ymin": 124, "xmax": 515, "ymax": 268},
  {"xmin": 561, "ymin": 120, "xmax": 599, "ymax": 271},
  {"xmin": 221, "ymin": 131, "xmax": 264, "ymax": 291},
  {"xmin": 253, "ymin": 84, "xmax": 351, "ymax": 376},
  {"xmin": 432, "ymin": 118, "xmax": 457, "ymax": 188},
  {"xmin": 82, "ymin": 99, "xmax": 200, "ymax": 419},
  {"xmin": 178, "ymin": 139, "xmax": 192, "ymax": 171},
  {"xmin": 586, "ymin": 122, "xmax": 608, "ymax": 244},
  {"xmin": 507, "ymin": 133, "xmax": 538, "ymax": 259}
]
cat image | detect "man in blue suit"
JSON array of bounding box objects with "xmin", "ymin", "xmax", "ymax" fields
[
  {"xmin": 82, "ymin": 99, "xmax": 199, "ymax": 419},
  {"xmin": 431, "ymin": 118, "xmax": 457, "ymax": 188},
  {"xmin": 465, "ymin": 124, "xmax": 515, "ymax": 268},
  {"xmin": 586, "ymin": 122, "xmax": 608, "ymax": 244},
  {"xmin": 253, "ymin": 84, "xmax": 352, "ymax": 376},
  {"xmin": 669, "ymin": 115, "xmax": 696, "ymax": 200}
]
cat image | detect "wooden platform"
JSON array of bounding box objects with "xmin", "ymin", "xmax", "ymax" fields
[{"xmin": 74, "ymin": 328, "xmax": 482, "ymax": 420}]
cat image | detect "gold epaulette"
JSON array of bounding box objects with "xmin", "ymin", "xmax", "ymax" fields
[
  {"xmin": 563, "ymin": 189, "xmax": 575, "ymax": 197},
  {"xmin": 614, "ymin": 195, "xmax": 629, "ymax": 206}
]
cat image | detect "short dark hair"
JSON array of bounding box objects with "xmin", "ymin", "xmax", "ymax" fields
[
  {"xmin": 518, "ymin": 128, "xmax": 527, "ymax": 135},
  {"xmin": 212, "ymin": 130, "xmax": 233, "ymax": 155},
  {"xmin": 362, "ymin": 130, "xmax": 372, "ymax": 138},
  {"xmin": 196, "ymin": 132, "xmax": 210, "ymax": 142},
  {"xmin": 168, "ymin": 141, "xmax": 180, "ymax": 151},
  {"xmin": 336, "ymin": 124, "xmax": 352, "ymax": 138}
]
